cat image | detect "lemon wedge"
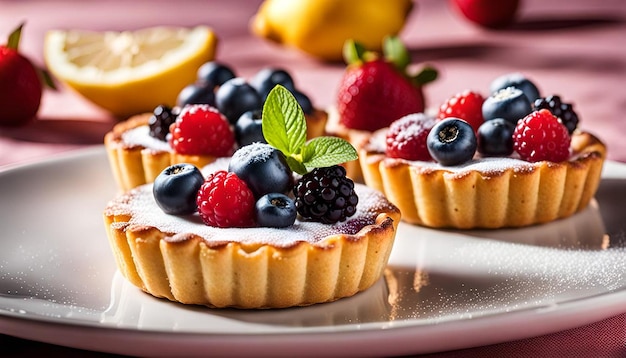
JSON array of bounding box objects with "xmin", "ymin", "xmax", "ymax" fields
[{"xmin": 44, "ymin": 26, "xmax": 218, "ymax": 118}]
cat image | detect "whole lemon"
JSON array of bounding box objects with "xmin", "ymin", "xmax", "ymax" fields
[{"xmin": 251, "ymin": 0, "xmax": 413, "ymax": 62}]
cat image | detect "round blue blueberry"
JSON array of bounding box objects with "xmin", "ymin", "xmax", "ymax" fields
[
  {"xmin": 176, "ymin": 83, "xmax": 215, "ymax": 107},
  {"xmin": 476, "ymin": 118, "xmax": 515, "ymax": 156},
  {"xmin": 196, "ymin": 61, "xmax": 235, "ymax": 89},
  {"xmin": 215, "ymin": 77, "xmax": 263, "ymax": 125},
  {"xmin": 250, "ymin": 68, "xmax": 296, "ymax": 101},
  {"xmin": 153, "ymin": 163, "xmax": 205, "ymax": 215},
  {"xmin": 255, "ymin": 193, "xmax": 297, "ymax": 228},
  {"xmin": 490, "ymin": 72, "xmax": 540, "ymax": 104},
  {"xmin": 482, "ymin": 87, "xmax": 532, "ymax": 125},
  {"xmin": 427, "ymin": 118, "xmax": 477, "ymax": 166},
  {"xmin": 228, "ymin": 143, "xmax": 293, "ymax": 199},
  {"xmin": 235, "ymin": 109, "xmax": 266, "ymax": 147},
  {"xmin": 292, "ymin": 89, "xmax": 313, "ymax": 115}
]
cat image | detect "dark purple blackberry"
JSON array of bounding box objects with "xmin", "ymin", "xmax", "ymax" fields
[
  {"xmin": 533, "ymin": 95, "xmax": 579, "ymax": 134},
  {"xmin": 293, "ymin": 165, "xmax": 358, "ymax": 224},
  {"xmin": 148, "ymin": 105, "xmax": 178, "ymax": 141}
]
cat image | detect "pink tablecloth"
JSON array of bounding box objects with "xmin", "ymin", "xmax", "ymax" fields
[{"xmin": 1, "ymin": 0, "xmax": 625, "ymax": 357}]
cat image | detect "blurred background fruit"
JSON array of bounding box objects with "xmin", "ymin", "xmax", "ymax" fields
[
  {"xmin": 0, "ymin": 23, "xmax": 42, "ymax": 126},
  {"xmin": 250, "ymin": 0, "xmax": 413, "ymax": 62},
  {"xmin": 450, "ymin": 0, "xmax": 520, "ymax": 28},
  {"xmin": 44, "ymin": 26, "xmax": 217, "ymax": 118}
]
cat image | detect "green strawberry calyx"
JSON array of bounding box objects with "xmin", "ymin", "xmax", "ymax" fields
[
  {"xmin": 343, "ymin": 36, "xmax": 438, "ymax": 87},
  {"xmin": 262, "ymin": 85, "xmax": 358, "ymax": 175}
]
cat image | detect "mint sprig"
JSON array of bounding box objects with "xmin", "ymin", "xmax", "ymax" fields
[{"xmin": 262, "ymin": 85, "xmax": 357, "ymax": 175}]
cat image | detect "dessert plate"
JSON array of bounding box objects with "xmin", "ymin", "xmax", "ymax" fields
[{"xmin": 1, "ymin": 147, "xmax": 625, "ymax": 357}]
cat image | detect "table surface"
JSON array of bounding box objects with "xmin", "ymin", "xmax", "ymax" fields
[{"xmin": 1, "ymin": 0, "xmax": 625, "ymax": 357}]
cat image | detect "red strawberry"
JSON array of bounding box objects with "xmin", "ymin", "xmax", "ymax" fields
[
  {"xmin": 336, "ymin": 37, "xmax": 437, "ymax": 132},
  {"xmin": 196, "ymin": 170, "xmax": 256, "ymax": 228},
  {"xmin": 513, "ymin": 109, "xmax": 571, "ymax": 163},
  {"xmin": 169, "ymin": 104, "xmax": 235, "ymax": 156},
  {"xmin": 437, "ymin": 90, "xmax": 485, "ymax": 133},
  {"xmin": 451, "ymin": 0, "xmax": 520, "ymax": 29},
  {"xmin": 0, "ymin": 23, "xmax": 43, "ymax": 126}
]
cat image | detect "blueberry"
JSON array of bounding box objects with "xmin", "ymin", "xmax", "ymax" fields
[
  {"xmin": 153, "ymin": 164, "xmax": 205, "ymax": 215},
  {"xmin": 176, "ymin": 83, "xmax": 216, "ymax": 107},
  {"xmin": 427, "ymin": 118, "xmax": 477, "ymax": 166},
  {"xmin": 249, "ymin": 68, "xmax": 296, "ymax": 101},
  {"xmin": 482, "ymin": 87, "xmax": 532, "ymax": 125},
  {"xmin": 476, "ymin": 118, "xmax": 515, "ymax": 156},
  {"xmin": 215, "ymin": 77, "xmax": 263, "ymax": 125},
  {"xmin": 235, "ymin": 109, "xmax": 266, "ymax": 147},
  {"xmin": 196, "ymin": 61, "xmax": 236, "ymax": 88},
  {"xmin": 228, "ymin": 143, "xmax": 293, "ymax": 198},
  {"xmin": 490, "ymin": 73, "xmax": 540, "ymax": 104},
  {"xmin": 255, "ymin": 193, "xmax": 297, "ymax": 228},
  {"xmin": 292, "ymin": 89, "xmax": 314, "ymax": 115}
]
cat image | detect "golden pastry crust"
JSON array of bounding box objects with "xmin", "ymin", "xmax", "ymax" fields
[
  {"xmin": 105, "ymin": 109, "xmax": 329, "ymax": 191},
  {"xmin": 103, "ymin": 183, "xmax": 400, "ymax": 309},
  {"xmin": 360, "ymin": 130, "xmax": 606, "ymax": 229}
]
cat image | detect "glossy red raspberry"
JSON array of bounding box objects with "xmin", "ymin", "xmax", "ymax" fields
[
  {"xmin": 385, "ymin": 113, "xmax": 436, "ymax": 161},
  {"xmin": 169, "ymin": 104, "xmax": 235, "ymax": 156},
  {"xmin": 196, "ymin": 170, "xmax": 256, "ymax": 228},
  {"xmin": 437, "ymin": 90, "xmax": 485, "ymax": 133},
  {"xmin": 513, "ymin": 109, "xmax": 571, "ymax": 163}
]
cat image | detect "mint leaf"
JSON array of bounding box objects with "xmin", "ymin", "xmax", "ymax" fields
[
  {"xmin": 286, "ymin": 156, "xmax": 308, "ymax": 176},
  {"xmin": 262, "ymin": 85, "xmax": 307, "ymax": 157},
  {"xmin": 301, "ymin": 136, "xmax": 358, "ymax": 171}
]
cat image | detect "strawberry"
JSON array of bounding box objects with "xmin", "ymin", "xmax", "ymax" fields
[
  {"xmin": 0, "ymin": 23, "xmax": 43, "ymax": 126},
  {"xmin": 336, "ymin": 36, "xmax": 437, "ymax": 132},
  {"xmin": 450, "ymin": 0, "xmax": 520, "ymax": 29}
]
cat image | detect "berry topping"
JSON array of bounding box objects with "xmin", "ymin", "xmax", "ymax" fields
[
  {"xmin": 250, "ymin": 67, "xmax": 296, "ymax": 101},
  {"xmin": 427, "ymin": 118, "xmax": 477, "ymax": 166},
  {"xmin": 292, "ymin": 89, "xmax": 314, "ymax": 115},
  {"xmin": 228, "ymin": 143, "xmax": 293, "ymax": 199},
  {"xmin": 196, "ymin": 61, "xmax": 236, "ymax": 88},
  {"xmin": 513, "ymin": 109, "xmax": 571, "ymax": 163},
  {"xmin": 385, "ymin": 113, "xmax": 436, "ymax": 161},
  {"xmin": 451, "ymin": 0, "xmax": 520, "ymax": 29},
  {"xmin": 148, "ymin": 104, "xmax": 178, "ymax": 141},
  {"xmin": 176, "ymin": 83, "xmax": 216, "ymax": 107},
  {"xmin": 533, "ymin": 95, "xmax": 579, "ymax": 134},
  {"xmin": 196, "ymin": 170, "xmax": 256, "ymax": 228},
  {"xmin": 255, "ymin": 193, "xmax": 297, "ymax": 228},
  {"xmin": 437, "ymin": 90, "xmax": 485, "ymax": 133},
  {"xmin": 215, "ymin": 77, "xmax": 263, "ymax": 125},
  {"xmin": 168, "ymin": 104, "xmax": 235, "ymax": 156},
  {"xmin": 153, "ymin": 163, "xmax": 204, "ymax": 215},
  {"xmin": 490, "ymin": 72, "xmax": 540, "ymax": 104},
  {"xmin": 476, "ymin": 118, "xmax": 515, "ymax": 156},
  {"xmin": 293, "ymin": 165, "xmax": 358, "ymax": 224},
  {"xmin": 482, "ymin": 86, "xmax": 532, "ymax": 125},
  {"xmin": 337, "ymin": 37, "xmax": 437, "ymax": 132},
  {"xmin": 235, "ymin": 109, "xmax": 266, "ymax": 147}
]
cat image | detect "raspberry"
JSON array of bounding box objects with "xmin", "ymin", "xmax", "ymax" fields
[
  {"xmin": 169, "ymin": 104, "xmax": 235, "ymax": 156},
  {"xmin": 196, "ymin": 170, "xmax": 256, "ymax": 228},
  {"xmin": 513, "ymin": 109, "xmax": 571, "ymax": 163},
  {"xmin": 533, "ymin": 95, "xmax": 579, "ymax": 134},
  {"xmin": 293, "ymin": 166, "xmax": 358, "ymax": 224},
  {"xmin": 437, "ymin": 90, "xmax": 485, "ymax": 132},
  {"xmin": 385, "ymin": 113, "xmax": 436, "ymax": 161}
]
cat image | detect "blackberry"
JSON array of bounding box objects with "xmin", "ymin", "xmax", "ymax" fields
[
  {"xmin": 148, "ymin": 105, "xmax": 178, "ymax": 141},
  {"xmin": 533, "ymin": 95, "xmax": 579, "ymax": 134},
  {"xmin": 293, "ymin": 165, "xmax": 358, "ymax": 224}
]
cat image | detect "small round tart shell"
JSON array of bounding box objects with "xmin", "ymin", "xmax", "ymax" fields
[
  {"xmin": 360, "ymin": 130, "xmax": 606, "ymax": 229},
  {"xmin": 105, "ymin": 109, "xmax": 329, "ymax": 191},
  {"xmin": 103, "ymin": 184, "xmax": 400, "ymax": 309}
]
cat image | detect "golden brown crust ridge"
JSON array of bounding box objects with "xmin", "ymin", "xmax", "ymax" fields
[{"xmin": 360, "ymin": 131, "xmax": 606, "ymax": 229}]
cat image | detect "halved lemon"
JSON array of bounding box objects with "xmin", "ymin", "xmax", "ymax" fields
[{"xmin": 44, "ymin": 26, "xmax": 218, "ymax": 118}]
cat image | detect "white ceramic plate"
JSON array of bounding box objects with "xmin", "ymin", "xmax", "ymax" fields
[{"xmin": 1, "ymin": 147, "xmax": 625, "ymax": 357}]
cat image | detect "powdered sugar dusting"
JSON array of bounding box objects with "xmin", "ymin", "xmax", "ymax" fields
[{"xmin": 121, "ymin": 126, "xmax": 171, "ymax": 152}]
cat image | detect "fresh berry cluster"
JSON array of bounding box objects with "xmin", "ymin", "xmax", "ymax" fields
[
  {"xmin": 153, "ymin": 85, "xmax": 359, "ymax": 229},
  {"xmin": 147, "ymin": 61, "xmax": 316, "ymax": 154},
  {"xmin": 386, "ymin": 72, "xmax": 580, "ymax": 164}
]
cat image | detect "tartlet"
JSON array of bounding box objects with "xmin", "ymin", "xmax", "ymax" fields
[
  {"xmin": 360, "ymin": 129, "xmax": 606, "ymax": 229},
  {"xmin": 103, "ymin": 177, "xmax": 400, "ymax": 309}
]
